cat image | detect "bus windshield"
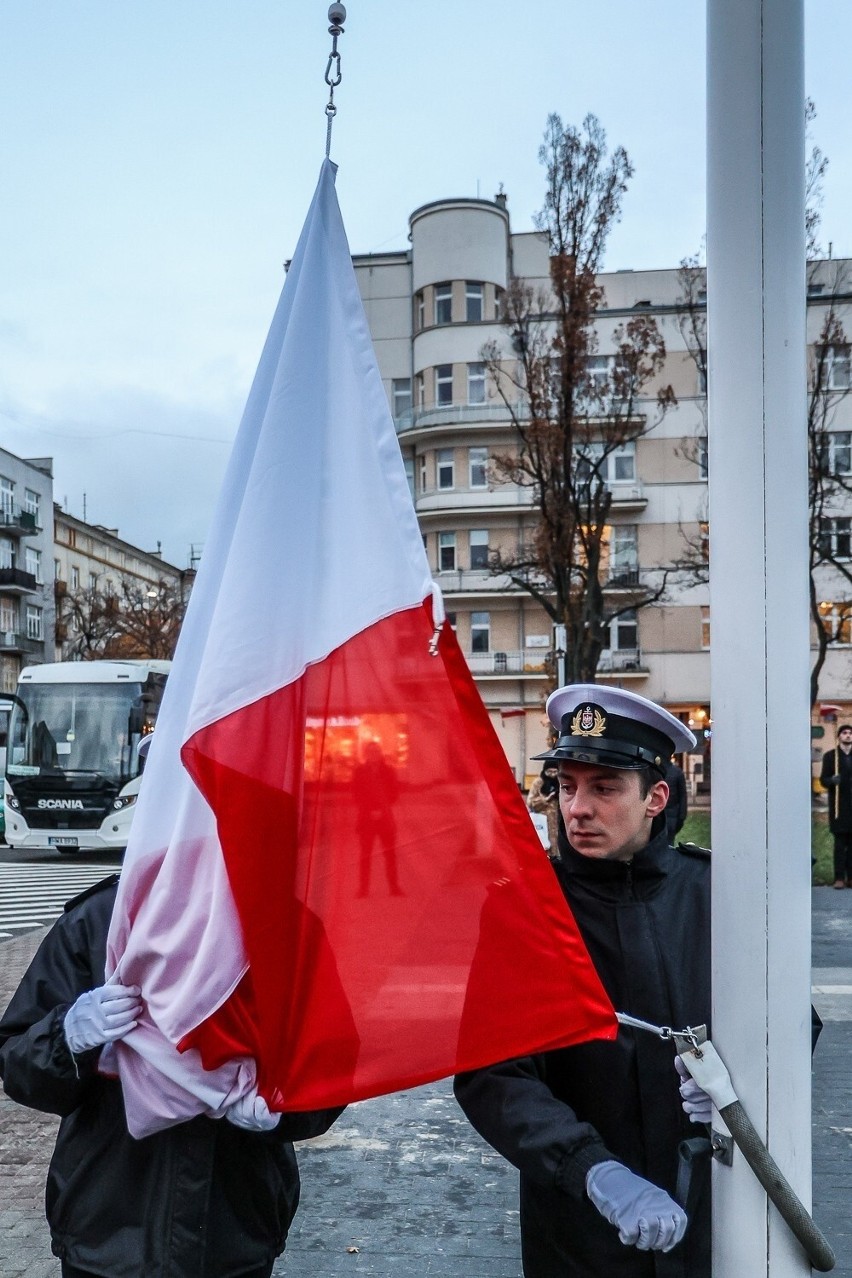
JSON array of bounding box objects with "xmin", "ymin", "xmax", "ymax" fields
[{"xmin": 7, "ymin": 680, "xmax": 158, "ymax": 783}]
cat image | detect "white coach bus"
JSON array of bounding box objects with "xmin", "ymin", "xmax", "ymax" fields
[{"xmin": 4, "ymin": 659, "xmax": 170, "ymax": 854}]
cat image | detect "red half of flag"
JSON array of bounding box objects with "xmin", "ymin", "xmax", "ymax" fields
[{"xmin": 179, "ymin": 600, "xmax": 616, "ymax": 1112}]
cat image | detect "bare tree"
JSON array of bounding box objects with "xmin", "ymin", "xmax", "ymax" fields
[
  {"xmin": 673, "ymin": 100, "xmax": 852, "ymax": 706},
  {"xmin": 482, "ymin": 114, "xmax": 677, "ymax": 683},
  {"xmin": 57, "ymin": 575, "xmax": 187, "ymax": 661}
]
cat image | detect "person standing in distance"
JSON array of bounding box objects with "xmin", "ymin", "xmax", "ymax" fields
[
  {"xmin": 455, "ymin": 685, "xmax": 711, "ymax": 1277},
  {"xmin": 820, "ymin": 722, "xmax": 852, "ymax": 888}
]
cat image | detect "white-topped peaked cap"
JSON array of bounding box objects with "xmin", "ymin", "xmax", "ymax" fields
[{"xmin": 534, "ymin": 684, "xmax": 697, "ymax": 772}]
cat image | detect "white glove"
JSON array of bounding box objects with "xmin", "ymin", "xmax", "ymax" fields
[
  {"xmin": 63, "ymin": 984, "xmax": 142, "ymax": 1055},
  {"xmin": 224, "ymin": 1090, "xmax": 281, "ymax": 1132},
  {"xmin": 675, "ymin": 1055, "xmax": 714, "ymax": 1123},
  {"xmin": 586, "ymin": 1160, "xmax": 687, "ymax": 1252}
]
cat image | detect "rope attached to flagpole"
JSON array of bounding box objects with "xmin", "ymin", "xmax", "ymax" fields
[{"xmin": 324, "ymin": 5, "xmax": 346, "ymax": 158}]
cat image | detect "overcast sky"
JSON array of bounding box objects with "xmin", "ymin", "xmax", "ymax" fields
[{"xmin": 1, "ymin": 2, "xmax": 849, "ymax": 565}]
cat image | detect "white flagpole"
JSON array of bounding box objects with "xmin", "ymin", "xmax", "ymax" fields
[{"xmin": 707, "ymin": 1, "xmax": 813, "ymax": 1274}]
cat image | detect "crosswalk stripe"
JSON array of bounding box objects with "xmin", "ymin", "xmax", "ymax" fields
[{"xmin": 0, "ymin": 863, "xmax": 121, "ymax": 938}]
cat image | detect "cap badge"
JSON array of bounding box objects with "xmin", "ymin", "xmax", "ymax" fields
[{"xmin": 570, "ymin": 705, "xmax": 606, "ymax": 737}]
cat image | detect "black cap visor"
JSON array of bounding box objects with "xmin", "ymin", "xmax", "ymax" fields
[{"xmin": 532, "ymin": 735, "xmax": 667, "ymax": 772}]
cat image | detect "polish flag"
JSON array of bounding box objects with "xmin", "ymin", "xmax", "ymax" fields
[{"xmin": 104, "ymin": 161, "xmax": 616, "ymax": 1138}]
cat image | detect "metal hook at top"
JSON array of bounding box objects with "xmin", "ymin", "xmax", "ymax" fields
[{"xmin": 323, "ymin": 4, "xmax": 346, "ymax": 158}]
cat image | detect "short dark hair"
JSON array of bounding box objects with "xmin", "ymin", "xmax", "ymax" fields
[
  {"xmin": 839, "ymin": 724, "xmax": 852, "ymax": 734},
  {"xmin": 636, "ymin": 764, "xmax": 662, "ymax": 798}
]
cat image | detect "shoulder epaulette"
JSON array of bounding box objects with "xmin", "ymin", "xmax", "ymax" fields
[
  {"xmin": 64, "ymin": 873, "xmax": 120, "ymax": 913},
  {"xmin": 676, "ymin": 841, "xmax": 711, "ymax": 860}
]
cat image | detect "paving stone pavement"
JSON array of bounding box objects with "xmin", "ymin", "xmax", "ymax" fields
[{"xmin": 1, "ymin": 890, "xmax": 849, "ymax": 1277}]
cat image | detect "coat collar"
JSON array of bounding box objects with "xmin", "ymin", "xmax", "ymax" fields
[{"xmin": 557, "ymin": 816, "xmax": 671, "ymax": 885}]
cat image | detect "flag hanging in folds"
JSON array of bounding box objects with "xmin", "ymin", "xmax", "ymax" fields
[{"xmin": 104, "ymin": 159, "xmax": 616, "ymax": 1139}]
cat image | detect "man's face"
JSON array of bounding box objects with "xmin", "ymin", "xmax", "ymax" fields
[
  {"xmin": 840, "ymin": 728, "xmax": 852, "ymax": 750},
  {"xmin": 558, "ymin": 760, "xmax": 669, "ymax": 862}
]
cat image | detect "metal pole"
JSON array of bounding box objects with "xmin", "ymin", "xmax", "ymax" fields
[{"xmin": 707, "ymin": 2, "xmax": 811, "ymax": 1274}]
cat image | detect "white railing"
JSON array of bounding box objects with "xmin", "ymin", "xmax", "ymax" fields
[{"xmin": 464, "ymin": 649, "xmax": 548, "ymax": 675}]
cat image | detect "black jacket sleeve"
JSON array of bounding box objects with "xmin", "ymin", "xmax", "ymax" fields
[
  {"xmin": 454, "ymin": 1056, "xmax": 613, "ymax": 1200},
  {"xmin": 0, "ymin": 909, "xmax": 104, "ymax": 1116},
  {"xmin": 820, "ymin": 750, "xmax": 839, "ymax": 786}
]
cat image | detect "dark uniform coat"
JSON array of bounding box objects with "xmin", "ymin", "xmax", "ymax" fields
[
  {"xmin": 0, "ymin": 877, "xmax": 340, "ymax": 1278},
  {"xmin": 455, "ymin": 824, "xmax": 711, "ymax": 1278},
  {"xmin": 820, "ymin": 746, "xmax": 852, "ymax": 832}
]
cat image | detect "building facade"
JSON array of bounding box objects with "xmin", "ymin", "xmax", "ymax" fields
[
  {"xmin": 353, "ymin": 194, "xmax": 852, "ymax": 786},
  {"xmin": 53, "ymin": 508, "xmax": 190, "ymax": 660},
  {"xmin": 0, "ymin": 450, "xmax": 55, "ymax": 691}
]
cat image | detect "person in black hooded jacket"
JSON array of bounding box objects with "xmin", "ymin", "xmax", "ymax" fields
[
  {"xmin": 455, "ymin": 685, "xmax": 710, "ymax": 1278},
  {"xmin": 0, "ymin": 875, "xmax": 341, "ymax": 1278}
]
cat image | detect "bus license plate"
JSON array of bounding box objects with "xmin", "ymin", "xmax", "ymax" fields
[{"xmin": 49, "ymin": 836, "xmax": 79, "ymax": 848}]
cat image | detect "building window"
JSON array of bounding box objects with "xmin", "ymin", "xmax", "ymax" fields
[
  {"xmin": 819, "ymin": 517, "xmax": 852, "ymax": 560},
  {"xmin": 470, "ymin": 529, "xmax": 489, "ymax": 570},
  {"xmin": 465, "ymin": 282, "xmax": 484, "ymax": 323},
  {"xmin": 818, "ymin": 431, "xmax": 852, "ymax": 477},
  {"xmin": 24, "ymin": 547, "xmax": 41, "ymax": 583},
  {"xmin": 469, "ymin": 446, "xmax": 488, "ymax": 488},
  {"xmin": 0, "ymin": 654, "xmax": 18, "ymax": 693},
  {"xmin": 0, "ymin": 537, "xmax": 13, "ymax": 570},
  {"xmin": 438, "ymin": 532, "xmax": 457, "ymax": 572},
  {"xmin": 818, "ymin": 601, "xmax": 852, "ymax": 645},
  {"xmin": 435, "ymin": 364, "xmax": 453, "ymax": 406},
  {"xmin": 415, "ymin": 292, "xmax": 425, "ymax": 332},
  {"xmin": 416, "ymin": 372, "xmax": 425, "ymax": 408},
  {"xmin": 611, "ymin": 443, "xmax": 636, "ymax": 482},
  {"xmin": 698, "ymin": 437, "xmax": 708, "ymax": 479},
  {"xmin": 437, "ymin": 448, "xmax": 454, "ymax": 489},
  {"xmin": 434, "ymin": 283, "xmax": 452, "ymax": 325},
  {"xmin": 54, "ymin": 559, "xmax": 62, "ymax": 580},
  {"xmin": 823, "ymin": 344, "xmax": 851, "ymax": 391},
  {"xmin": 24, "ymin": 489, "xmax": 40, "ymax": 522},
  {"xmin": 0, "ymin": 477, "xmax": 13, "ymax": 518},
  {"xmin": 71, "ymin": 565, "xmax": 80, "ymax": 590},
  {"xmin": 89, "ymin": 572, "xmax": 98, "ymax": 590},
  {"xmin": 419, "ymin": 455, "xmax": 427, "ymax": 493},
  {"xmin": 701, "ymin": 605, "xmax": 711, "ymax": 649},
  {"xmin": 609, "ymin": 608, "xmax": 638, "ymax": 651},
  {"xmin": 471, "ymin": 611, "xmax": 491, "ymax": 653},
  {"xmin": 467, "ymin": 362, "xmax": 486, "ymax": 405},
  {"xmin": 26, "ymin": 605, "xmax": 42, "ymax": 641},
  {"xmin": 577, "ymin": 441, "xmax": 636, "ymax": 486},
  {"xmin": 0, "ymin": 598, "xmax": 16, "ymax": 633},
  {"xmin": 392, "ymin": 378, "xmax": 412, "ymax": 420},
  {"xmin": 404, "ymin": 456, "xmax": 415, "ymax": 500},
  {"xmin": 494, "ymin": 286, "xmax": 503, "ymax": 319},
  {"xmin": 585, "ymin": 355, "xmax": 612, "ymax": 394},
  {"xmin": 608, "ymin": 525, "xmax": 638, "ymax": 584}
]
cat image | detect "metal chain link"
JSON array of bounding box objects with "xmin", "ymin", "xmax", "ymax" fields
[{"xmin": 324, "ymin": 5, "xmax": 346, "ymax": 159}]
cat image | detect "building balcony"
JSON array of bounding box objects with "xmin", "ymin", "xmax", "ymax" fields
[
  {"xmin": 0, "ymin": 630, "xmax": 43, "ymax": 655},
  {"xmin": 0, "ymin": 507, "xmax": 40, "ymax": 537},
  {"xmin": 596, "ymin": 648, "xmax": 648, "ymax": 676},
  {"xmin": 417, "ymin": 486, "xmax": 534, "ymax": 514},
  {"xmin": 435, "ymin": 568, "xmax": 520, "ymax": 595},
  {"xmin": 0, "ymin": 567, "xmax": 39, "ymax": 594},
  {"xmin": 465, "ymin": 649, "xmax": 549, "ymax": 677},
  {"xmin": 604, "ymin": 567, "xmax": 642, "ymax": 591},
  {"xmin": 395, "ymin": 402, "xmax": 517, "ymax": 435}
]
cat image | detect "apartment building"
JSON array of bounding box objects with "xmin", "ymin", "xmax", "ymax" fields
[
  {"xmin": 53, "ymin": 508, "xmax": 190, "ymax": 659},
  {"xmin": 0, "ymin": 450, "xmax": 55, "ymax": 691},
  {"xmin": 353, "ymin": 194, "xmax": 852, "ymax": 785}
]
